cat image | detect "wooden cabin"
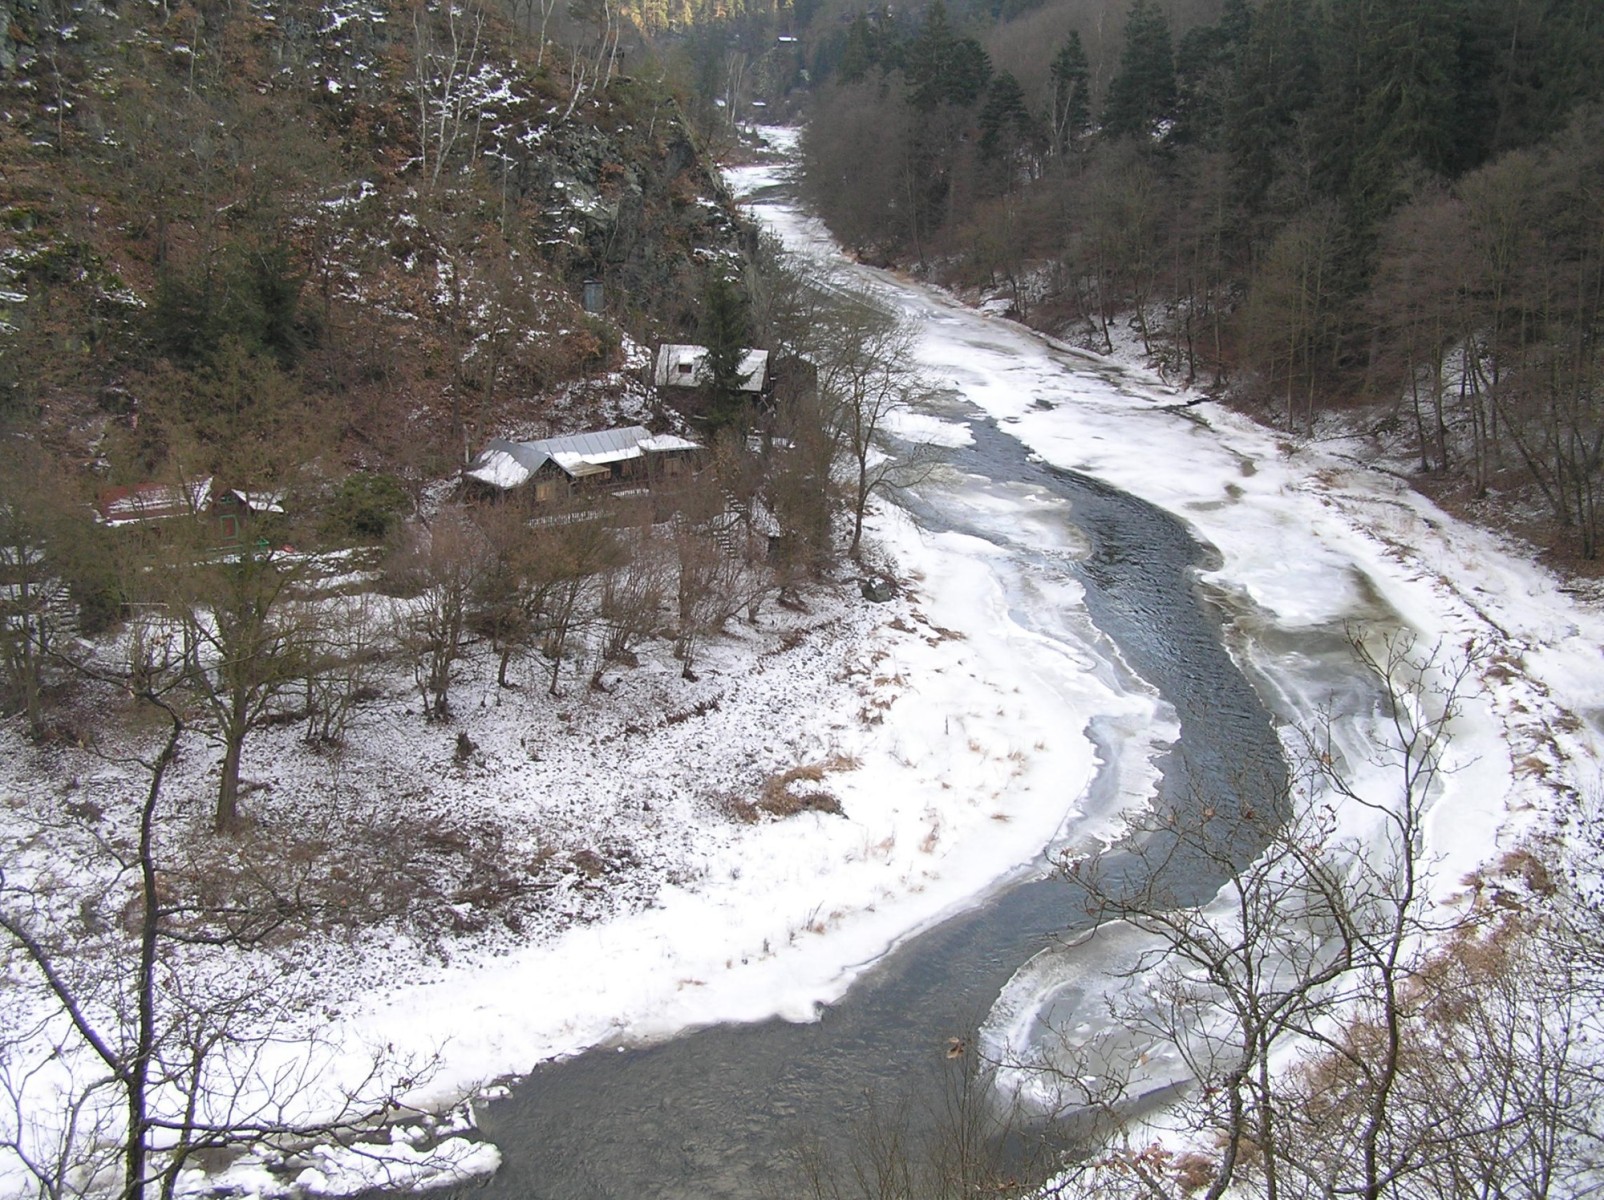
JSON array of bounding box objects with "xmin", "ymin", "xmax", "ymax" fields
[{"xmin": 462, "ymin": 426, "xmax": 704, "ymax": 503}]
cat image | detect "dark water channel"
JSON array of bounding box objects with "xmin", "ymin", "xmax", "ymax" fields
[{"xmin": 444, "ymin": 407, "xmax": 1287, "ymax": 1199}]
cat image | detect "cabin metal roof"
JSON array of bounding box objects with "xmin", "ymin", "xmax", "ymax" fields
[{"xmin": 463, "ymin": 426, "xmax": 702, "ymax": 491}]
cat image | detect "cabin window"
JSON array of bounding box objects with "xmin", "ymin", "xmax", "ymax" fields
[
  {"xmin": 678, "ymin": 362, "xmax": 694, "ymax": 375},
  {"xmin": 535, "ymin": 479, "xmax": 559, "ymax": 503}
]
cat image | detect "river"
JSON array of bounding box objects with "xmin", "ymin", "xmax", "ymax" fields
[{"xmin": 429, "ymin": 137, "xmax": 1392, "ymax": 1198}]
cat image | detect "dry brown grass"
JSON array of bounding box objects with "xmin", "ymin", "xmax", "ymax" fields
[{"xmin": 731, "ymin": 755, "xmax": 862, "ymax": 822}]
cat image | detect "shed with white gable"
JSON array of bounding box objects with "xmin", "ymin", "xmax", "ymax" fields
[{"xmin": 652, "ymin": 345, "xmax": 770, "ymax": 395}]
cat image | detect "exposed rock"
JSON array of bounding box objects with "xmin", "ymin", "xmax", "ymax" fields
[{"xmin": 860, "ymin": 577, "xmax": 897, "ymax": 603}]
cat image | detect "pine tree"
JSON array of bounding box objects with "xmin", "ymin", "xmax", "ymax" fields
[
  {"xmin": 1100, "ymin": 0, "xmax": 1176, "ymax": 142},
  {"xmin": 1047, "ymin": 31, "xmax": 1090, "ymax": 156},
  {"xmin": 1305, "ymin": 0, "xmax": 1462, "ymax": 297},
  {"xmin": 905, "ymin": 0, "xmax": 989, "ymax": 110},
  {"xmin": 700, "ymin": 272, "xmax": 753, "ymax": 433},
  {"xmin": 839, "ymin": 12, "xmax": 874, "ymax": 84},
  {"xmin": 1172, "ymin": 0, "xmax": 1250, "ymax": 149},
  {"xmin": 946, "ymin": 37, "xmax": 991, "ymax": 107},
  {"xmin": 1480, "ymin": 0, "xmax": 1604, "ymax": 157},
  {"xmin": 905, "ymin": 0, "xmax": 956, "ymax": 111},
  {"xmin": 979, "ymin": 71, "xmax": 1034, "ymax": 166},
  {"xmin": 1224, "ymin": 0, "xmax": 1318, "ymax": 215}
]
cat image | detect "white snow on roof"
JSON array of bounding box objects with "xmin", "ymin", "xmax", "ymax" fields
[
  {"xmin": 99, "ymin": 477, "xmax": 213, "ymax": 524},
  {"xmin": 737, "ymin": 349, "xmax": 769, "ymax": 393},
  {"xmin": 464, "ymin": 427, "xmax": 704, "ymax": 491},
  {"xmin": 463, "ymin": 448, "xmax": 535, "ymax": 490},
  {"xmin": 551, "ymin": 453, "xmax": 612, "ymax": 478},
  {"xmin": 640, "ymin": 434, "xmax": 702, "ymax": 453},
  {"xmin": 565, "ymin": 445, "xmax": 642, "ymax": 467},
  {"xmin": 229, "ymin": 489, "xmax": 286, "ymax": 514}
]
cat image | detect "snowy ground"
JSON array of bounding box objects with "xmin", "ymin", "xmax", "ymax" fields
[
  {"xmin": 3, "ymin": 516, "xmax": 1127, "ymax": 1195},
  {"xmin": 5, "ymin": 129, "xmax": 1604, "ymax": 1198}
]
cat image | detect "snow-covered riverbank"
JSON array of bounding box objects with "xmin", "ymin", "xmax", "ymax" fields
[
  {"xmin": 0, "ymin": 489, "xmax": 1161, "ymax": 1196},
  {"xmin": 736, "ymin": 126, "xmax": 1604, "ymax": 1161},
  {"xmin": 6, "ymin": 127, "xmax": 1604, "ymax": 1199},
  {"xmin": 739, "ymin": 126, "xmax": 1603, "ymax": 895}
]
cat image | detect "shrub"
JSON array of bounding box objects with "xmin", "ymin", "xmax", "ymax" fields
[{"xmin": 320, "ymin": 472, "xmax": 410, "ymax": 544}]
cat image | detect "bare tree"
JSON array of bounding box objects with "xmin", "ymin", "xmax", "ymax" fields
[
  {"xmin": 158, "ymin": 542, "xmax": 319, "ymax": 833},
  {"xmin": 535, "ymin": 0, "xmax": 561, "ymax": 58},
  {"xmin": 1241, "ymin": 203, "xmax": 1343, "ymax": 434},
  {"xmin": 0, "ymin": 643, "xmax": 438, "ymax": 1200},
  {"xmin": 1290, "ymin": 902, "xmax": 1604, "ymax": 1200},
  {"xmin": 749, "ymin": 252, "xmax": 942, "ymax": 568},
  {"xmin": 810, "ymin": 299, "xmax": 935, "ymax": 560},
  {"xmin": 744, "ymin": 246, "xmax": 845, "ymax": 585},
  {"xmin": 595, "ymin": 515, "xmax": 669, "ymax": 671},
  {"xmin": 469, "ymin": 497, "xmax": 621, "ymax": 695},
  {"xmin": 470, "ymin": 499, "xmax": 542, "ymax": 692},
  {"xmin": 1043, "ymin": 633, "xmax": 1485, "ymax": 1200},
  {"xmin": 389, "ymin": 506, "xmax": 487, "ymax": 721},
  {"xmin": 762, "ymin": 394, "xmax": 839, "ymax": 593},
  {"xmin": 412, "ymin": 0, "xmax": 487, "ymax": 191},
  {"xmin": 1076, "ymin": 143, "xmax": 1165, "ymax": 355},
  {"xmin": 785, "ymin": 1053, "xmax": 1044, "ymax": 1199},
  {"xmin": 532, "ymin": 509, "xmax": 619, "ymax": 696},
  {"xmin": 301, "ymin": 592, "xmax": 388, "ymax": 748},
  {"xmin": 1368, "ymin": 186, "xmax": 1465, "ymax": 475},
  {"xmin": 670, "ymin": 507, "xmax": 773, "ymax": 680},
  {"xmin": 0, "ymin": 445, "xmax": 79, "ymax": 738}
]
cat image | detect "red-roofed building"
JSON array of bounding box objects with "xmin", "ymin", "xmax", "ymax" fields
[
  {"xmin": 96, "ymin": 478, "xmax": 284, "ymax": 546},
  {"xmin": 96, "ymin": 478, "xmax": 214, "ymax": 526}
]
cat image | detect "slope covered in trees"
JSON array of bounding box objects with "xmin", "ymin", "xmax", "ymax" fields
[
  {"xmin": 787, "ymin": 0, "xmax": 1604, "ymax": 560},
  {"xmin": 0, "ymin": 0, "xmax": 749, "ymax": 491}
]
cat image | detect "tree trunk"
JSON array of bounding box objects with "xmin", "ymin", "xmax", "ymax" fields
[
  {"xmin": 849, "ymin": 468, "xmax": 869, "ymax": 559},
  {"xmin": 129, "ymin": 717, "xmax": 180, "ymax": 1198},
  {"xmin": 215, "ymin": 731, "xmax": 244, "ymax": 832},
  {"xmin": 1408, "ymin": 358, "xmax": 1430, "ymax": 472}
]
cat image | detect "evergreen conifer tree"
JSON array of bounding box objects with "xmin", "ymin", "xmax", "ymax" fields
[
  {"xmin": 979, "ymin": 71, "xmax": 1035, "ymax": 166},
  {"xmin": 905, "ymin": 1, "xmax": 989, "ymax": 110},
  {"xmin": 905, "ymin": 0, "xmax": 956, "ymax": 111},
  {"xmin": 1100, "ymin": 0, "xmax": 1177, "ymax": 141},
  {"xmin": 839, "ymin": 13, "xmax": 874, "ymax": 83},
  {"xmin": 945, "ymin": 38, "xmax": 991, "ymax": 107},
  {"xmin": 1224, "ymin": 0, "xmax": 1317, "ymax": 213},
  {"xmin": 1172, "ymin": 0, "xmax": 1251, "ymax": 148},
  {"xmin": 700, "ymin": 272, "xmax": 753, "ymax": 434}
]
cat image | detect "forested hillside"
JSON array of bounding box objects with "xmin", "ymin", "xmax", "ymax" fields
[
  {"xmin": 769, "ymin": 0, "xmax": 1604, "ymax": 559},
  {"xmin": 0, "ymin": 0, "xmax": 747, "ymax": 490}
]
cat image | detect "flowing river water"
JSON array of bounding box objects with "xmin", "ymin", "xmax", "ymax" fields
[{"xmin": 441, "ymin": 144, "xmax": 1389, "ymax": 1198}]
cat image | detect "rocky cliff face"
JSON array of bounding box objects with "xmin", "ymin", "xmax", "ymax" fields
[{"xmin": 524, "ymin": 81, "xmax": 748, "ymax": 335}]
